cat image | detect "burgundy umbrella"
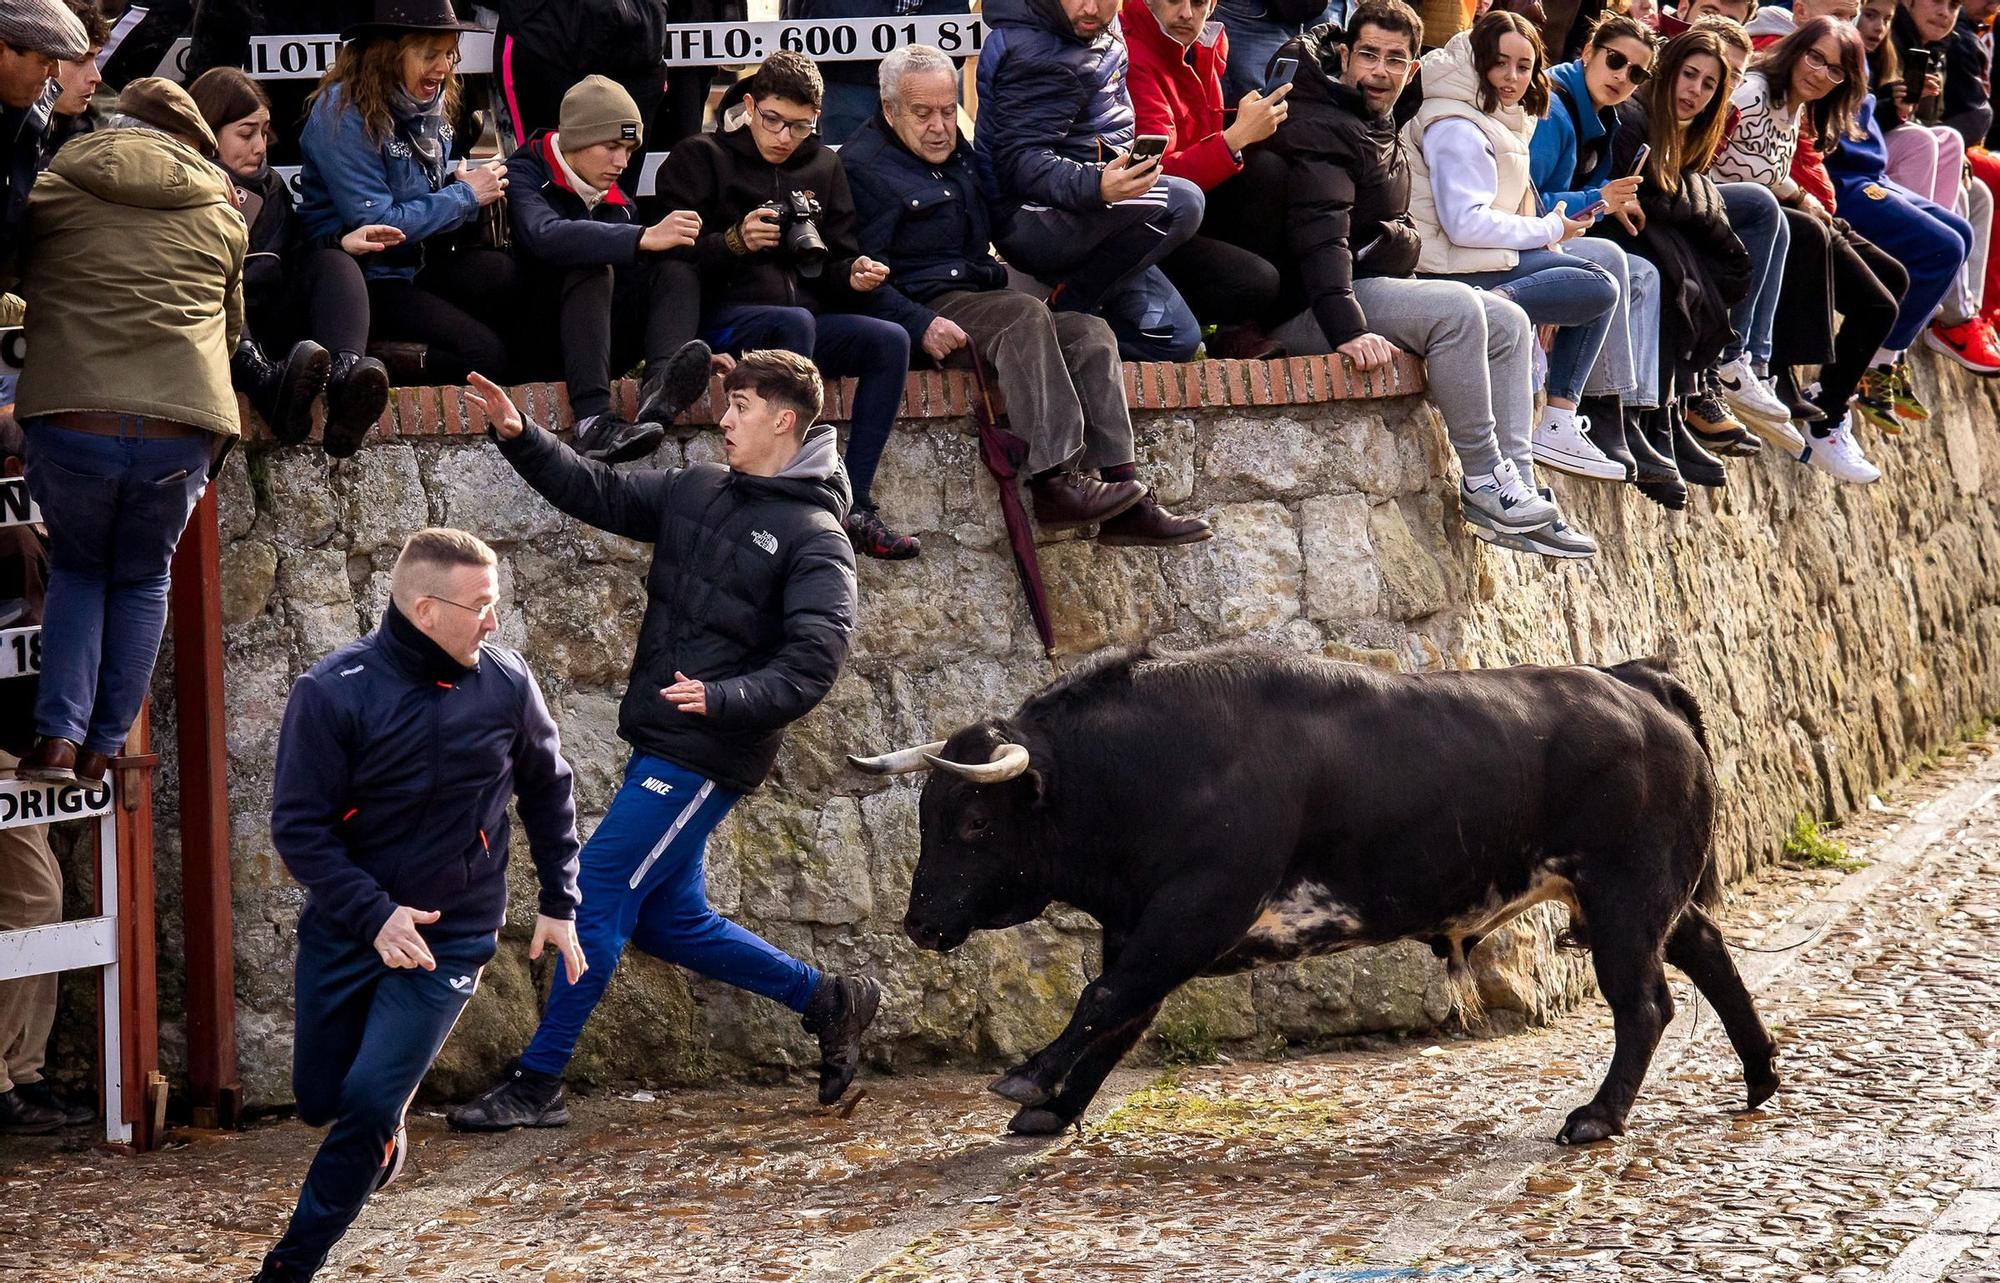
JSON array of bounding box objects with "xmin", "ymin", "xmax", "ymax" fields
[{"xmin": 968, "ymin": 352, "xmax": 1057, "ymax": 658}]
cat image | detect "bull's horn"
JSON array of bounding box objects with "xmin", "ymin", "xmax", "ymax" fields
[
  {"xmin": 922, "ymin": 742, "xmax": 1031, "ymax": 784},
  {"xmin": 847, "ymin": 741, "xmax": 948, "ymax": 774}
]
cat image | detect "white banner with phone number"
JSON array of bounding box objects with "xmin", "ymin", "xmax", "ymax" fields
[{"xmin": 153, "ymin": 15, "xmax": 985, "ymax": 81}]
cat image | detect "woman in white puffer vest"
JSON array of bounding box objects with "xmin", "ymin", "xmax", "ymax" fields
[{"xmin": 1403, "ymin": 11, "xmax": 1630, "ymax": 486}]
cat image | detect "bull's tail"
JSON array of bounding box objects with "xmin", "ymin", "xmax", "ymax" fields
[{"xmin": 1607, "ymin": 657, "xmax": 1722, "ymax": 909}]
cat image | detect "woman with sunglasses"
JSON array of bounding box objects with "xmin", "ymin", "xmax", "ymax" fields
[
  {"xmin": 1602, "ymin": 26, "xmax": 1757, "ymax": 507},
  {"xmin": 1713, "ymin": 15, "xmax": 1906, "ymax": 484},
  {"xmin": 1529, "ymin": 12, "xmax": 1670, "ymax": 483},
  {"xmin": 1405, "ymin": 11, "xmax": 1626, "ymax": 490},
  {"xmin": 299, "ymin": 0, "xmax": 519, "ymax": 388}
]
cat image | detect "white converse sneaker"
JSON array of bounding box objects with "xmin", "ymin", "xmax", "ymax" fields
[
  {"xmin": 1462, "ymin": 457, "xmax": 1559, "ymax": 533},
  {"xmin": 1797, "ymin": 418, "xmax": 1881, "ymax": 485},
  {"xmin": 1532, "ymin": 407, "xmax": 1628, "ymax": 480},
  {"xmin": 1714, "ymin": 356, "xmax": 1792, "ymax": 424}
]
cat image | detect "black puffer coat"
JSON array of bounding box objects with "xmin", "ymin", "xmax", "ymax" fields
[
  {"xmin": 1609, "ymin": 100, "xmax": 1751, "ymax": 400},
  {"xmin": 497, "ymin": 417, "xmax": 857, "ymax": 793},
  {"xmin": 1257, "ymin": 24, "xmax": 1423, "ymax": 349}
]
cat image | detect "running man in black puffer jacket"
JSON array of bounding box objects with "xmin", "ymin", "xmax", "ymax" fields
[{"xmin": 449, "ymin": 350, "xmax": 882, "ymax": 1135}]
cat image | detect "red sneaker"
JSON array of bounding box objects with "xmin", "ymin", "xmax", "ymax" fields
[{"xmin": 1925, "ymin": 317, "xmax": 2000, "ymax": 375}]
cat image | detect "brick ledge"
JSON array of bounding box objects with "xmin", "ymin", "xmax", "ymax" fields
[{"xmin": 249, "ymin": 352, "xmax": 1428, "ymax": 446}]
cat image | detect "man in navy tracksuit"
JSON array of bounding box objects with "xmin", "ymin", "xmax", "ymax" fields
[
  {"xmin": 255, "ymin": 528, "xmax": 585, "ymax": 1283},
  {"xmin": 448, "ymin": 349, "xmax": 880, "ymax": 1133}
]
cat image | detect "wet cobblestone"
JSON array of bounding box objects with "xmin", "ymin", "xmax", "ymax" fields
[{"xmin": 7, "ymin": 748, "xmax": 2000, "ymax": 1282}]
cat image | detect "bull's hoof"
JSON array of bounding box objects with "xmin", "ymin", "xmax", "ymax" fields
[
  {"xmin": 990, "ymin": 1071, "xmax": 1052, "ymax": 1107},
  {"xmin": 1006, "ymin": 1105, "xmax": 1070, "ymax": 1135},
  {"xmin": 1744, "ymin": 1066, "xmax": 1781, "ymax": 1112},
  {"xmin": 1556, "ymin": 1105, "xmax": 1624, "ymax": 1146}
]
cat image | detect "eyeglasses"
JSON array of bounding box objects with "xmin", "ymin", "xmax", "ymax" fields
[
  {"xmin": 427, "ymin": 595, "xmax": 498, "ymax": 623},
  {"xmin": 414, "ymin": 46, "xmax": 462, "ymax": 68},
  {"xmin": 1349, "ymin": 46, "xmax": 1414, "ymax": 74},
  {"xmin": 755, "ymin": 107, "xmax": 818, "ymax": 139},
  {"xmin": 1803, "ymin": 48, "xmax": 1848, "ymax": 82},
  {"xmin": 1600, "ymin": 46, "xmax": 1654, "ymax": 84}
]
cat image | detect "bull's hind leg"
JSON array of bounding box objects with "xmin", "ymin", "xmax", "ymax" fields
[
  {"xmin": 1665, "ymin": 905, "xmax": 1780, "ymax": 1110},
  {"xmin": 1561, "ymin": 890, "xmax": 1678, "ymax": 1145}
]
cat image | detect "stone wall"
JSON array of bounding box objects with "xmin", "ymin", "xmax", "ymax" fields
[{"xmin": 139, "ymin": 351, "xmax": 2000, "ymax": 1107}]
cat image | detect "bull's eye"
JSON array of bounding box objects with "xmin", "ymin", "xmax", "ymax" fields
[{"xmin": 958, "ymin": 814, "xmax": 993, "ymax": 844}]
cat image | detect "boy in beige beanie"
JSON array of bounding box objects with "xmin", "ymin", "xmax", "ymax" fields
[{"xmin": 504, "ymin": 75, "xmax": 719, "ymax": 462}]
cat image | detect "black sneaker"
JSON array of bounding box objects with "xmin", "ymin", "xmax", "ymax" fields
[
  {"xmin": 843, "ymin": 506, "xmax": 921, "ymax": 560},
  {"xmin": 374, "ymin": 1122, "xmax": 407, "ymax": 1191},
  {"xmin": 0, "ymin": 1086, "xmax": 63, "ymax": 1135},
  {"xmin": 14, "ymin": 1080, "xmax": 92, "ymax": 1126},
  {"xmin": 573, "ymin": 413, "xmax": 667, "ymax": 464},
  {"xmin": 445, "ymin": 1060, "xmax": 569, "ymax": 1132},
  {"xmin": 801, "ymin": 974, "xmax": 881, "ymax": 1106},
  {"xmin": 636, "ymin": 339, "xmax": 716, "ymax": 427}
]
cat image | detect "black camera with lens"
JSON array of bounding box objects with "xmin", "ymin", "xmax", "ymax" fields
[{"xmin": 770, "ymin": 191, "xmax": 828, "ymax": 277}]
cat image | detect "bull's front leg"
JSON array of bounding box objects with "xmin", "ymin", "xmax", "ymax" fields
[
  {"xmin": 1006, "ymin": 1003, "xmax": 1160, "ymax": 1135},
  {"xmin": 992, "ymin": 893, "xmax": 1255, "ymax": 1111}
]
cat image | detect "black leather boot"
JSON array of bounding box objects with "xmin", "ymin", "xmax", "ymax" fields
[
  {"xmin": 1630, "ymin": 407, "xmax": 1688, "ymax": 510},
  {"xmin": 1672, "ymin": 417, "xmax": 1729, "ymax": 488},
  {"xmin": 234, "ymin": 338, "xmax": 330, "ymax": 445},
  {"xmin": 324, "ymin": 350, "xmax": 390, "ymax": 458},
  {"xmin": 1578, "ymin": 396, "xmax": 1634, "ymax": 481}
]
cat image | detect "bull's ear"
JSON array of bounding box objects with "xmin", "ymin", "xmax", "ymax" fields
[{"xmin": 1020, "ymin": 768, "xmax": 1047, "ymax": 809}]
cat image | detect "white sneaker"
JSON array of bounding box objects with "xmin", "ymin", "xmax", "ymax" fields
[
  {"xmin": 1743, "ymin": 409, "xmax": 1806, "ymax": 454},
  {"xmin": 1714, "ymin": 356, "xmax": 1792, "ymax": 424},
  {"xmin": 1532, "ymin": 408, "xmax": 1627, "ymax": 480},
  {"xmin": 1797, "ymin": 419, "xmax": 1881, "ymax": 485},
  {"xmin": 1462, "ymin": 457, "xmax": 1559, "ymax": 533},
  {"xmin": 1474, "ymin": 487, "xmax": 1599, "ymax": 559}
]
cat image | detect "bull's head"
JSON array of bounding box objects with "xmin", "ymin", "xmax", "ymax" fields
[{"xmin": 849, "ymin": 722, "xmax": 1051, "ymax": 953}]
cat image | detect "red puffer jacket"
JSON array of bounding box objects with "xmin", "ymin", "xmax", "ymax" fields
[{"xmin": 1121, "ymin": 0, "xmax": 1242, "ymax": 192}]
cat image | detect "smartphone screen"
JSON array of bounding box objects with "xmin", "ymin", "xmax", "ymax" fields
[
  {"xmin": 1267, "ymin": 56, "xmax": 1300, "ymax": 94},
  {"xmin": 1126, "ymin": 134, "xmax": 1168, "ymax": 163}
]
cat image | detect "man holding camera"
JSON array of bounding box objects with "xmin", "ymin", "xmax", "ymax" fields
[
  {"xmin": 656, "ymin": 51, "xmax": 920, "ymax": 561},
  {"xmin": 507, "ymin": 75, "xmax": 723, "ymax": 464}
]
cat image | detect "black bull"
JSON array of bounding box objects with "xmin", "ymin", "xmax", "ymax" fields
[{"xmin": 850, "ymin": 643, "xmax": 1779, "ymax": 1144}]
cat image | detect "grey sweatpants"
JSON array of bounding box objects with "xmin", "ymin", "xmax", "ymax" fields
[
  {"xmin": 1273, "ymin": 276, "xmax": 1536, "ymax": 478},
  {"xmin": 932, "ymin": 288, "xmax": 1135, "ymax": 476}
]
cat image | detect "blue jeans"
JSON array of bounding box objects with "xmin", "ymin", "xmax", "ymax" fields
[
  {"xmin": 1214, "ymin": 0, "xmax": 1338, "ymax": 101},
  {"xmin": 1438, "ymin": 248, "xmax": 1620, "ymax": 405},
  {"xmin": 1835, "ymin": 178, "xmax": 1974, "ymax": 351},
  {"xmin": 272, "ymin": 905, "xmax": 497, "ymax": 1275},
  {"xmin": 519, "ymin": 754, "xmax": 820, "ymax": 1077},
  {"xmin": 1719, "ymin": 182, "xmax": 1789, "ymax": 365},
  {"xmin": 701, "ymin": 305, "xmax": 910, "ymax": 507},
  {"xmin": 23, "ymin": 420, "xmax": 211, "ymax": 754},
  {"xmin": 1575, "ymin": 238, "xmax": 1662, "ymax": 410}
]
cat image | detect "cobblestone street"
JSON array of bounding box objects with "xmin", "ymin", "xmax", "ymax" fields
[{"xmin": 9, "ymin": 743, "xmax": 2000, "ymax": 1283}]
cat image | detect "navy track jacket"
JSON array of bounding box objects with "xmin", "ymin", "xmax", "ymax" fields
[{"xmin": 271, "ymin": 607, "xmax": 583, "ymax": 944}]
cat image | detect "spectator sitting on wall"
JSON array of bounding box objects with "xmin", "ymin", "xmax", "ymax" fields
[
  {"xmin": 844, "ymin": 43, "xmax": 1213, "ymax": 545},
  {"xmin": 506, "ymin": 75, "xmax": 723, "ymax": 463},
  {"xmin": 656, "ymin": 51, "xmax": 922, "ymax": 561},
  {"xmin": 975, "ymin": 0, "xmax": 1207, "ymax": 362},
  {"xmin": 1262, "ymin": 1, "xmax": 1600, "ymax": 558},
  {"xmin": 10, "ymin": 79, "xmax": 244, "ymax": 784},
  {"xmin": 299, "ymin": 0, "xmax": 517, "ymax": 389},
  {"xmin": 192, "ymin": 67, "xmax": 402, "ymax": 455},
  {"xmin": 0, "ymin": 413, "xmax": 93, "ymax": 1136},
  {"xmin": 1124, "ymin": 0, "xmax": 1296, "ymax": 356},
  {"xmin": 489, "ymin": 0, "xmax": 674, "ymax": 199},
  {"xmin": 0, "ymin": 0, "xmax": 89, "ymax": 267}
]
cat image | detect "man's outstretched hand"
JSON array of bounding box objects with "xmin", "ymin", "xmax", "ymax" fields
[
  {"xmin": 529, "ymin": 913, "xmax": 587, "ymax": 985},
  {"xmin": 466, "ymin": 372, "xmax": 524, "ymax": 440}
]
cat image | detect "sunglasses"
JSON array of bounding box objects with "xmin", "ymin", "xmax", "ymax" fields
[{"xmin": 1601, "ymin": 46, "xmax": 1653, "ymax": 84}]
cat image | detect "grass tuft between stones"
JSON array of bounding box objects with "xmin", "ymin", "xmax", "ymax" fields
[{"xmin": 1782, "ymin": 811, "xmax": 1865, "ymax": 872}]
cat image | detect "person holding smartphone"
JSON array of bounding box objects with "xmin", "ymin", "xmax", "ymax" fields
[
  {"xmin": 976, "ymin": 0, "xmax": 1206, "ymax": 361},
  {"xmin": 1124, "ymin": 0, "xmax": 1296, "ymax": 355},
  {"xmin": 1403, "ymin": 11, "xmax": 1627, "ymax": 485}
]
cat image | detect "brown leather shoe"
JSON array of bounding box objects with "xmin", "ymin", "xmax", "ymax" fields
[
  {"xmin": 1096, "ymin": 492, "xmax": 1213, "ymax": 547},
  {"xmin": 18, "ymin": 737, "xmax": 78, "ymax": 784},
  {"xmin": 75, "ymin": 751, "xmax": 111, "ymax": 784},
  {"xmin": 1029, "ymin": 471, "xmax": 1144, "ymax": 529}
]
